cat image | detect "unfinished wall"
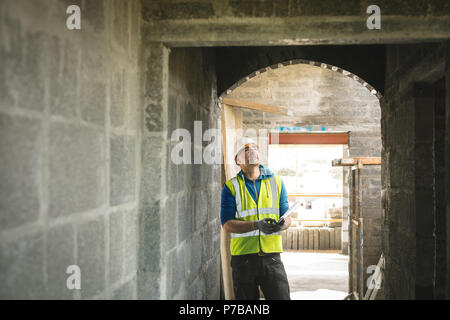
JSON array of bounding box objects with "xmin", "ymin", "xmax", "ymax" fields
[
  {"xmin": 221, "ymin": 60, "xmax": 382, "ymax": 295},
  {"xmin": 0, "ymin": 0, "xmax": 141, "ymax": 299},
  {"xmin": 140, "ymin": 45, "xmax": 222, "ymax": 299},
  {"xmin": 381, "ymin": 41, "xmax": 450, "ymax": 299}
]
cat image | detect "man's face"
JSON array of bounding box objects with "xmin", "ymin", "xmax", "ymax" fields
[{"xmin": 236, "ymin": 143, "xmax": 260, "ymax": 166}]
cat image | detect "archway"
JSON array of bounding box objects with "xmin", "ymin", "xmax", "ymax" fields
[{"xmin": 220, "ymin": 59, "xmax": 382, "ymax": 299}]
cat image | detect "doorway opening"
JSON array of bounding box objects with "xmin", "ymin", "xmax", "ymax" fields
[{"xmin": 268, "ymin": 136, "xmax": 349, "ymax": 299}]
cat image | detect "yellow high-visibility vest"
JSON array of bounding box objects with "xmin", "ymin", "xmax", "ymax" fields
[{"xmin": 224, "ymin": 174, "xmax": 283, "ymax": 256}]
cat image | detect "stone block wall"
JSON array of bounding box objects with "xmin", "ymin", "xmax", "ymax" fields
[
  {"xmin": 381, "ymin": 41, "xmax": 450, "ymax": 299},
  {"xmin": 165, "ymin": 48, "xmax": 222, "ymax": 299},
  {"xmin": 140, "ymin": 45, "xmax": 222, "ymax": 299},
  {"xmin": 0, "ymin": 0, "xmax": 141, "ymax": 299}
]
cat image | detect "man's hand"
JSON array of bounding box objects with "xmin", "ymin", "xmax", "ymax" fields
[
  {"xmin": 268, "ymin": 218, "xmax": 285, "ymax": 233},
  {"xmin": 260, "ymin": 218, "xmax": 288, "ymax": 234},
  {"xmin": 254, "ymin": 218, "xmax": 282, "ymax": 234}
]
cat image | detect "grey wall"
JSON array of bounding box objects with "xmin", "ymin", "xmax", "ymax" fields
[
  {"xmin": 165, "ymin": 48, "xmax": 222, "ymax": 299},
  {"xmin": 0, "ymin": 0, "xmax": 142, "ymax": 299},
  {"xmin": 381, "ymin": 41, "xmax": 450, "ymax": 299},
  {"xmin": 141, "ymin": 0, "xmax": 450, "ymax": 47},
  {"xmin": 139, "ymin": 45, "xmax": 222, "ymax": 299}
]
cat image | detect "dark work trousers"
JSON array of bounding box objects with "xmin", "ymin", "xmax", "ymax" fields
[{"xmin": 231, "ymin": 253, "xmax": 291, "ymax": 300}]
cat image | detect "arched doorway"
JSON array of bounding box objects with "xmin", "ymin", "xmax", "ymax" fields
[{"xmin": 220, "ymin": 59, "xmax": 382, "ymax": 299}]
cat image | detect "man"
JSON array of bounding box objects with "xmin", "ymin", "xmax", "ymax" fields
[{"xmin": 221, "ymin": 137, "xmax": 292, "ymax": 300}]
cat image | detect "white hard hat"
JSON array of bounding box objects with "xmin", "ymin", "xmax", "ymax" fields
[{"xmin": 234, "ymin": 137, "xmax": 258, "ymax": 158}]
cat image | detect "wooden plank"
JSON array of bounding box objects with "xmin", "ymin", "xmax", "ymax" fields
[
  {"xmin": 221, "ymin": 98, "xmax": 293, "ymax": 116},
  {"xmin": 222, "ymin": 104, "xmax": 243, "ymax": 179},
  {"xmin": 220, "ymin": 104, "xmax": 243, "ymax": 300},
  {"xmin": 332, "ymin": 157, "xmax": 382, "ymax": 167},
  {"xmin": 269, "ymin": 132, "xmax": 349, "ymax": 145}
]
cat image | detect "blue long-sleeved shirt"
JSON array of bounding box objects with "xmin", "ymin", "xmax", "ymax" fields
[{"xmin": 221, "ymin": 165, "xmax": 289, "ymax": 226}]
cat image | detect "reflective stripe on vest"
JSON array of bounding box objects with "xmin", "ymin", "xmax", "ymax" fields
[{"xmin": 225, "ymin": 174, "xmax": 283, "ymax": 256}]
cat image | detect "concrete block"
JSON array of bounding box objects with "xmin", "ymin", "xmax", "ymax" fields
[
  {"xmin": 188, "ymin": 232, "xmax": 203, "ymax": 284},
  {"xmin": 292, "ymin": 229, "xmax": 298, "ymax": 250},
  {"xmin": 192, "ymin": 164, "xmax": 202, "ymax": 189},
  {"xmin": 139, "ymin": 205, "xmax": 161, "ymax": 275},
  {"xmin": 49, "ymin": 38, "xmax": 79, "ymax": 118},
  {"xmin": 335, "ymin": 227, "xmax": 342, "ymax": 250},
  {"xmin": 112, "ymin": 278, "xmax": 136, "ymax": 300},
  {"xmin": 144, "ymin": 1, "xmax": 215, "ymax": 20},
  {"xmin": 80, "ymin": 80, "xmax": 106, "ymax": 126},
  {"xmin": 313, "ymin": 229, "xmax": 319, "ymax": 250},
  {"xmin": 208, "ymin": 186, "xmax": 221, "ymax": 222},
  {"xmin": 109, "ymin": 210, "xmax": 124, "ymax": 284},
  {"xmin": 324, "ymin": 229, "xmax": 330, "ymax": 250},
  {"xmin": 49, "ymin": 122, "xmax": 105, "ymax": 217},
  {"xmin": 308, "ymin": 229, "xmax": 314, "ymax": 250},
  {"xmin": 141, "ymin": 134, "xmax": 164, "ymax": 206},
  {"xmin": 110, "ymin": 70, "xmax": 126, "ymax": 128},
  {"xmin": 77, "ymin": 217, "xmax": 106, "ymax": 299},
  {"xmin": 167, "ymin": 147, "xmax": 179, "ymax": 194},
  {"xmin": 46, "ymin": 224, "xmax": 76, "ymax": 299},
  {"xmin": 187, "ymin": 277, "xmax": 205, "ymax": 300},
  {"xmin": 229, "ymin": 0, "xmax": 273, "ymax": 17},
  {"xmin": 0, "ymin": 114, "xmax": 41, "ymax": 230},
  {"xmin": 79, "ymin": 37, "xmax": 106, "ymax": 83},
  {"xmin": 124, "ymin": 209, "xmax": 138, "ymax": 276},
  {"xmin": 144, "ymin": 43, "xmax": 168, "ymax": 104},
  {"xmin": 110, "ymin": 135, "xmax": 136, "ymax": 206},
  {"xmin": 145, "ymin": 103, "xmax": 163, "ymax": 133},
  {"xmin": 178, "ymin": 193, "xmax": 193, "ymax": 242},
  {"xmin": 303, "ymin": 229, "xmax": 309, "ymax": 250},
  {"xmin": 0, "ymin": 232, "xmax": 45, "ymax": 299},
  {"xmin": 299, "ymin": 229, "xmax": 304, "ymax": 249},
  {"xmin": 282, "ymin": 231, "xmax": 287, "ymax": 249},
  {"xmin": 286, "ymin": 230, "xmax": 292, "ymax": 249},
  {"xmin": 166, "ymin": 247, "xmax": 186, "ymax": 299},
  {"xmin": 164, "ymin": 197, "xmax": 178, "ymax": 251},
  {"xmin": 194, "ymin": 190, "xmax": 208, "ymax": 230},
  {"xmin": 330, "ymin": 228, "xmax": 336, "ymax": 250},
  {"xmin": 167, "ymin": 94, "xmax": 178, "ymax": 138},
  {"xmin": 0, "ymin": 15, "xmax": 15, "ymax": 109},
  {"xmin": 11, "ymin": 31, "xmax": 46, "ymax": 112},
  {"xmin": 205, "ymin": 255, "xmax": 220, "ymax": 300},
  {"xmin": 127, "ymin": 76, "xmax": 140, "ymax": 132},
  {"xmin": 84, "ymin": 0, "xmax": 105, "ymax": 32},
  {"xmin": 112, "ymin": 0, "xmax": 128, "ymax": 47},
  {"xmin": 202, "ymin": 225, "xmax": 213, "ymax": 263}
]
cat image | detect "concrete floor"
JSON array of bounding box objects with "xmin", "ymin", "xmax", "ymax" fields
[{"xmin": 281, "ymin": 251, "xmax": 349, "ymax": 300}]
